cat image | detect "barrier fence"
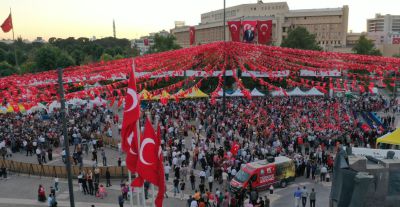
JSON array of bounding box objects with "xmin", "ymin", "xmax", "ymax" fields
[{"xmin": 0, "ymin": 159, "xmax": 129, "ymax": 179}]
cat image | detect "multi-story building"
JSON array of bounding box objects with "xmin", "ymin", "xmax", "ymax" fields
[
  {"xmin": 367, "ymin": 13, "xmax": 400, "ymax": 45},
  {"xmin": 171, "ymin": 1, "xmax": 349, "ymax": 50},
  {"xmin": 366, "ymin": 14, "xmax": 400, "ymax": 56},
  {"xmin": 132, "ymin": 30, "xmax": 170, "ymax": 55}
]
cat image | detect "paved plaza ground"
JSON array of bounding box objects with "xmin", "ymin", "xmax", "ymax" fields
[{"xmin": 0, "ymin": 174, "xmax": 331, "ymax": 207}]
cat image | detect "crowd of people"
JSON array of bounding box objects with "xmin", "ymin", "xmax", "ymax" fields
[
  {"xmin": 0, "ymin": 92, "xmax": 396, "ymax": 206},
  {"xmin": 142, "ymin": 94, "xmax": 391, "ymax": 207}
]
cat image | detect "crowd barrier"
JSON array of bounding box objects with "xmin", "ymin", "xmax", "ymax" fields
[{"xmin": 0, "ymin": 159, "xmax": 128, "ymax": 179}]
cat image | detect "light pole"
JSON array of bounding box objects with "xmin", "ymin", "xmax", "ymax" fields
[
  {"xmin": 222, "ymin": 0, "xmax": 227, "ymax": 116},
  {"xmin": 57, "ymin": 68, "xmax": 75, "ymax": 207}
]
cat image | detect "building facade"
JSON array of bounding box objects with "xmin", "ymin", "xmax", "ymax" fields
[
  {"xmin": 366, "ymin": 14, "xmax": 400, "ymax": 56},
  {"xmin": 131, "ymin": 30, "xmax": 170, "ymax": 55},
  {"xmin": 171, "ymin": 1, "xmax": 349, "ymax": 50}
]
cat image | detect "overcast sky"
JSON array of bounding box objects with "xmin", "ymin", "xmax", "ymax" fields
[{"xmin": 1, "ymin": 0, "xmax": 399, "ymax": 40}]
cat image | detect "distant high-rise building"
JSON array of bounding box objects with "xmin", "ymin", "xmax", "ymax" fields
[
  {"xmin": 113, "ymin": 19, "xmax": 116, "ymax": 38},
  {"xmin": 367, "ymin": 13, "xmax": 400, "ymax": 45}
]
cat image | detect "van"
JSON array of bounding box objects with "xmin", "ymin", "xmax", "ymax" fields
[{"xmin": 229, "ymin": 156, "xmax": 295, "ymax": 194}]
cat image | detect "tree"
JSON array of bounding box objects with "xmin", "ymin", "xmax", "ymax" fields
[
  {"xmin": 393, "ymin": 53, "xmax": 400, "ymax": 58},
  {"xmin": 148, "ymin": 34, "xmax": 181, "ymax": 54},
  {"xmin": 0, "ymin": 61, "xmax": 16, "ymax": 77},
  {"xmin": 100, "ymin": 53, "xmax": 113, "ymax": 61},
  {"xmin": 281, "ymin": 27, "xmax": 322, "ymax": 51},
  {"xmin": 34, "ymin": 45, "xmax": 74, "ymax": 72},
  {"xmin": 352, "ymin": 35, "xmax": 382, "ymax": 56}
]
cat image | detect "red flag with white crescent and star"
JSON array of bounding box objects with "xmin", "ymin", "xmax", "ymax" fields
[
  {"xmin": 121, "ymin": 59, "xmax": 140, "ymax": 173},
  {"xmin": 257, "ymin": 20, "xmax": 272, "ymax": 44},
  {"xmin": 228, "ymin": 21, "xmax": 241, "ymax": 42},
  {"xmin": 1, "ymin": 14, "xmax": 12, "ymax": 33},
  {"xmin": 133, "ymin": 118, "xmax": 159, "ymax": 185},
  {"xmin": 155, "ymin": 123, "xmax": 165, "ymax": 207}
]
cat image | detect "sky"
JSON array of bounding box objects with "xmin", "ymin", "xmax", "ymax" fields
[{"xmin": 0, "ymin": 0, "xmax": 399, "ymax": 41}]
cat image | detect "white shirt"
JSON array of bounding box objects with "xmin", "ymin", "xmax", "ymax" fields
[
  {"xmin": 208, "ymin": 176, "xmax": 214, "ymax": 183},
  {"xmin": 199, "ymin": 171, "xmax": 206, "ymax": 178},
  {"xmin": 190, "ymin": 200, "xmax": 198, "ymax": 207},
  {"xmin": 164, "ymin": 165, "xmax": 171, "ymax": 174}
]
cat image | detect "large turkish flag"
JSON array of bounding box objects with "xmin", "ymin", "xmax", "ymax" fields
[
  {"xmin": 228, "ymin": 21, "xmax": 241, "ymax": 42},
  {"xmin": 257, "ymin": 20, "xmax": 272, "ymax": 44},
  {"xmin": 189, "ymin": 26, "xmax": 196, "ymax": 45}
]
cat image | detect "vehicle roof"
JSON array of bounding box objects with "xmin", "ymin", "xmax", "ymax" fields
[{"xmin": 246, "ymin": 156, "xmax": 292, "ymax": 169}]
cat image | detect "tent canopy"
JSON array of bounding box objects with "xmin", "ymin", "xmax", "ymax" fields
[
  {"xmin": 152, "ymin": 90, "xmax": 172, "ymax": 100},
  {"xmin": 305, "ymin": 87, "xmax": 324, "ymax": 96},
  {"xmin": 271, "ymin": 88, "xmax": 287, "ymax": 97},
  {"xmin": 230, "ymin": 89, "xmax": 244, "ymax": 97},
  {"xmin": 376, "ymin": 128, "xmax": 400, "ymax": 145},
  {"xmin": 288, "ymin": 87, "xmax": 306, "ymax": 96},
  {"xmin": 251, "ymin": 88, "xmax": 265, "ymax": 97},
  {"xmin": 140, "ymin": 89, "xmax": 152, "ymax": 100},
  {"xmin": 185, "ymin": 87, "xmax": 208, "ymax": 98}
]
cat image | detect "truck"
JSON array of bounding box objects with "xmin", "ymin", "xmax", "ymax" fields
[{"xmin": 229, "ymin": 156, "xmax": 296, "ymax": 194}]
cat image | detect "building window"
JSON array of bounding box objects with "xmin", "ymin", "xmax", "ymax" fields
[{"xmin": 304, "ymin": 17, "xmax": 307, "ymax": 20}]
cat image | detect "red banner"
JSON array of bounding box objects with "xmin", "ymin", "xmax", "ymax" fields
[
  {"xmin": 189, "ymin": 26, "xmax": 195, "ymax": 46},
  {"xmin": 257, "ymin": 20, "xmax": 272, "ymax": 45},
  {"xmin": 144, "ymin": 38, "xmax": 149, "ymax": 46},
  {"xmin": 393, "ymin": 37, "xmax": 400, "ymax": 44},
  {"xmin": 228, "ymin": 21, "xmax": 241, "ymax": 42}
]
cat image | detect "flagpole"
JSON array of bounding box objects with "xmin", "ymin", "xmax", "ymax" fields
[
  {"xmin": 148, "ymin": 112, "xmax": 156, "ymax": 207},
  {"xmin": 128, "ymin": 172, "xmax": 135, "ymax": 207},
  {"xmin": 133, "ymin": 58, "xmax": 146, "ymax": 207},
  {"xmin": 10, "ymin": 8, "xmax": 19, "ymax": 72}
]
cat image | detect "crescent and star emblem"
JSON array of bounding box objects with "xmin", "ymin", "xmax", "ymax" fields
[
  {"xmin": 244, "ymin": 24, "xmax": 254, "ymax": 31},
  {"xmin": 125, "ymin": 88, "xmax": 138, "ymax": 112},
  {"xmin": 230, "ymin": 24, "xmax": 238, "ymax": 32},
  {"xmin": 140, "ymin": 138, "xmax": 155, "ymax": 165},
  {"xmin": 260, "ymin": 24, "xmax": 269, "ymax": 32}
]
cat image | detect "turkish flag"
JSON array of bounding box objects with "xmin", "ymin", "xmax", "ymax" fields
[
  {"xmin": 144, "ymin": 38, "xmax": 149, "ymax": 46},
  {"xmin": 121, "ymin": 59, "xmax": 141, "ymax": 173},
  {"xmin": 392, "ymin": 37, "xmax": 400, "ymax": 44},
  {"xmin": 155, "ymin": 124, "xmax": 165, "ymax": 207},
  {"xmin": 257, "ymin": 20, "xmax": 272, "ymax": 44},
  {"xmin": 133, "ymin": 118, "xmax": 159, "ymax": 184},
  {"xmin": 189, "ymin": 26, "xmax": 195, "ymax": 46},
  {"xmin": 1, "ymin": 14, "xmax": 12, "ymax": 33},
  {"xmin": 228, "ymin": 21, "xmax": 241, "ymax": 42}
]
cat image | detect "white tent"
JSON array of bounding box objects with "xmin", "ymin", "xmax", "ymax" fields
[
  {"xmin": 288, "ymin": 87, "xmax": 306, "ymax": 96},
  {"xmin": 230, "ymin": 89, "xmax": 244, "ymax": 97},
  {"xmin": 251, "ymin": 88, "xmax": 265, "ymax": 97},
  {"xmin": 217, "ymin": 89, "xmax": 233, "ymax": 97},
  {"xmin": 305, "ymin": 87, "xmax": 324, "ymax": 96},
  {"xmin": 27, "ymin": 103, "xmax": 48, "ymax": 114},
  {"xmin": 271, "ymin": 88, "xmax": 287, "ymax": 97},
  {"xmin": 66, "ymin": 98, "xmax": 88, "ymax": 106},
  {"xmin": 48, "ymin": 101, "xmax": 61, "ymax": 113}
]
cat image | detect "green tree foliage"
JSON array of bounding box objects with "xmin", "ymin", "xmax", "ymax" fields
[
  {"xmin": 281, "ymin": 27, "xmax": 322, "ymax": 51},
  {"xmin": 148, "ymin": 34, "xmax": 181, "ymax": 54},
  {"xmin": 34, "ymin": 45, "xmax": 74, "ymax": 72},
  {"xmin": 352, "ymin": 35, "xmax": 382, "ymax": 56},
  {"xmin": 0, "ymin": 61, "xmax": 16, "ymax": 77},
  {"xmin": 100, "ymin": 53, "xmax": 113, "ymax": 61},
  {"xmin": 393, "ymin": 53, "xmax": 400, "ymax": 58}
]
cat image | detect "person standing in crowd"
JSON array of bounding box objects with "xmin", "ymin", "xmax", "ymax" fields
[
  {"xmin": 173, "ymin": 177, "xmax": 180, "ymax": 197},
  {"xmin": 207, "ymin": 174, "xmax": 214, "ymax": 192},
  {"xmin": 179, "ymin": 179, "xmax": 185, "ymax": 200},
  {"xmin": 106, "ymin": 168, "xmax": 111, "ymax": 187},
  {"xmin": 294, "ymin": 187, "xmax": 302, "ymax": 207},
  {"xmin": 118, "ymin": 193, "xmax": 124, "ymax": 207},
  {"xmin": 190, "ymin": 171, "xmax": 196, "ymax": 191},
  {"xmin": 101, "ymin": 149, "xmax": 107, "ymax": 166},
  {"xmin": 88, "ymin": 171, "xmax": 94, "ymax": 195},
  {"xmin": 165, "ymin": 163, "xmax": 171, "ymax": 181},
  {"xmin": 54, "ymin": 176, "xmax": 59, "ymax": 192},
  {"xmin": 301, "ymin": 186, "xmax": 308, "ymax": 207},
  {"xmin": 309, "ymin": 188, "xmax": 316, "ymax": 207},
  {"xmin": 38, "ymin": 184, "xmax": 46, "ymax": 202}
]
